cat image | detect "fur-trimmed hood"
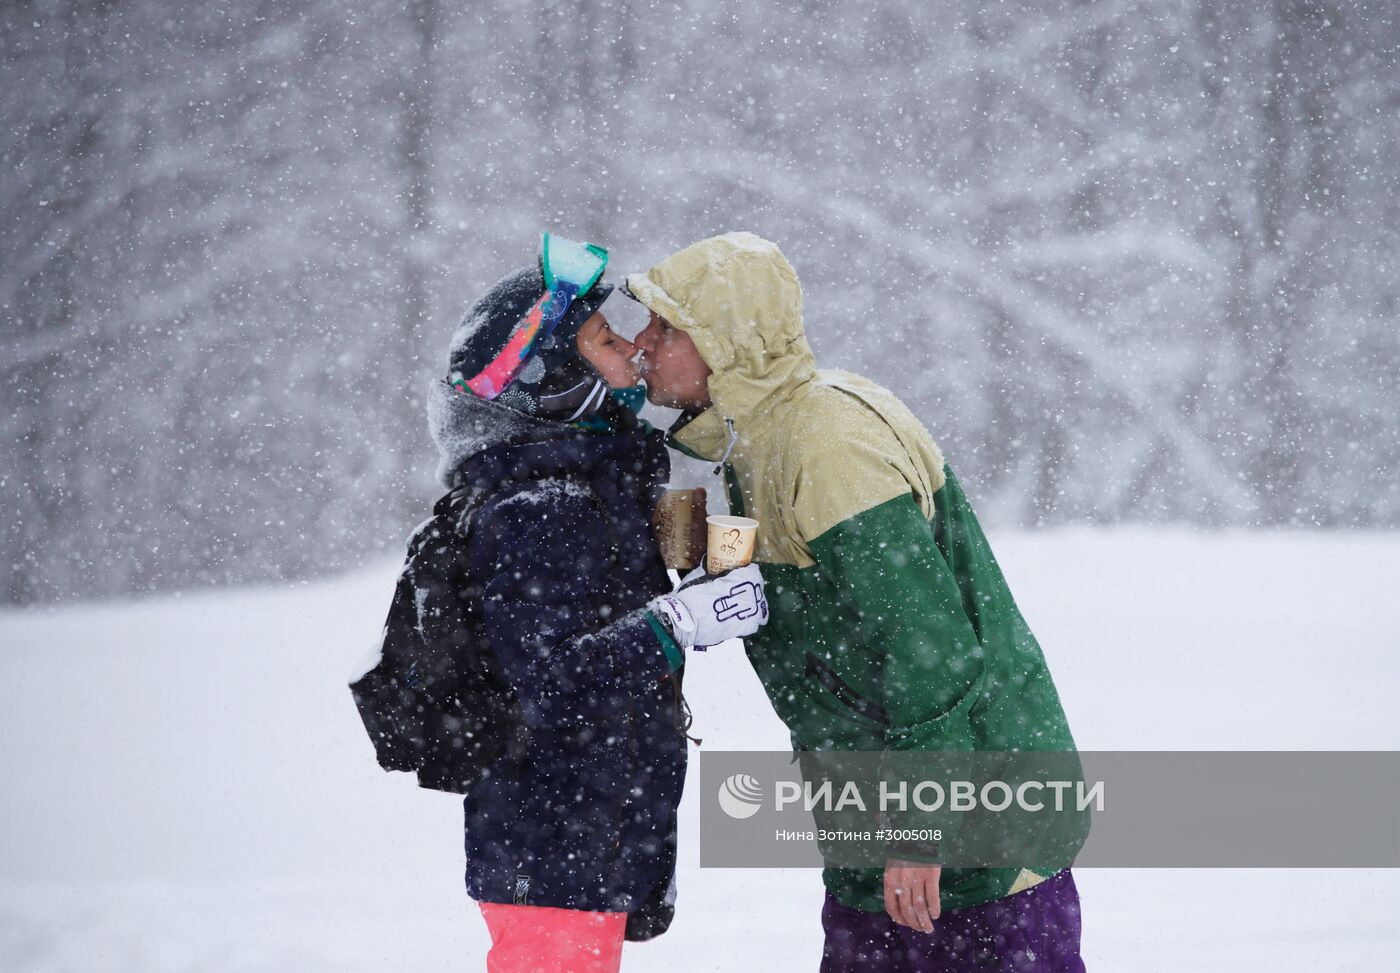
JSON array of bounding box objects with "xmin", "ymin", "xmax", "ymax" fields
[{"xmin": 427, "ymin": 378, "xmax": 572, "ymax": 488}]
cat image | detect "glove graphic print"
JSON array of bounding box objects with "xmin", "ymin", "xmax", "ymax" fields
[
  {"xmin": 713, "ymin": 580, "xmax": 767, "ymax": 624},
  {"xmin": 649, "ymin": 563, "xmax": 768, "ymax": 649}
]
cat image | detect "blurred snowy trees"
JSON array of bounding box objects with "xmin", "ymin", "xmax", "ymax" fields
[{"xmin": 2, "ymin": 0, "xmax": 1397, "ymax": 603}]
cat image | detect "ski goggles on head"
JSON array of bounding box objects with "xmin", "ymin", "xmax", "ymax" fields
[{"xmin": 454, "ymin": 233, "xmax": 609, "ymax": 400}]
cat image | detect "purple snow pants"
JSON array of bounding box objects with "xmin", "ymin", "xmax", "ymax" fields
[{"xmin": 820, "ymin": 869, "xmax": 1085, "ymax": 973}]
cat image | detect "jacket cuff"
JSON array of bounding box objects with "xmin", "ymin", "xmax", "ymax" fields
[
  {"xmin": 644, "ymin": 610, "xmax": 686, "ymax": 672},
  {"xmin": 885, "ymin": 839, "xmax": 943, "ymax": 865}
]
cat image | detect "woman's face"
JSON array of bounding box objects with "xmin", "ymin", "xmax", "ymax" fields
[{"xmin": 575, "ymin": 311, "xmax": 641, "ymax": 389}]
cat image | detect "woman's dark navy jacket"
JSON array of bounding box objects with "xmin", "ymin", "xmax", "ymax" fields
[{"xmin": 436, "ymin": 400, "xmax": 686, "ymax": 915}]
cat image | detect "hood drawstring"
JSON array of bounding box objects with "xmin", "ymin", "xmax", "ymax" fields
[
  {"xmin": 671, "ymin": 677, "xmax": 702, "ymax": 747},
  {"xmin": 713, "ymin": 417, "xmax": 738, "ymax": 475}
]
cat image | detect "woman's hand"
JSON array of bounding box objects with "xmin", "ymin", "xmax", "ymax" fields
[{"xmin": 653, "ymin": 487, "xmax": 708, "ymax": 570}]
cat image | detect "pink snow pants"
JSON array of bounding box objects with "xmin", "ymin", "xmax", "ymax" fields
[{"xmin": 477, "ymin": 901, "xmax": 626, "ymax": 973}]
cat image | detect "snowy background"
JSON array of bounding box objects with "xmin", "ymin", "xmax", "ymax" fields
[
  {"xmin": 3, "ymin": 532, "xmax": 1399, "ymax": 970},
  {"xmin": 4, "ymin": 0, "xmax": 1400, "ymax": 970},
  {"xmin": 4, "ymin": 0, "xmax": 1399, "ymax": 604}
]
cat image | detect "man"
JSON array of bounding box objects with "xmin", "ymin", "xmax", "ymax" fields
[{"xmin": 624, "ymin": 232, "xmax": 1086, "ymax": 972}]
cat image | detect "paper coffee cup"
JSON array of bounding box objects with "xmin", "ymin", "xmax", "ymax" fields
[
  {"xmin": 655, "ymin": 488, "xmax": 706, "ymax": 570},
  {"xmin": 706, "ymin": 515, "xmax": 759, "ymax": 573}
]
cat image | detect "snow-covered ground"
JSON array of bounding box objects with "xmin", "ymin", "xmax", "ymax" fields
[{"xmin": 2, "ymin": 528, "xmax": 1398, "ymax": 971}]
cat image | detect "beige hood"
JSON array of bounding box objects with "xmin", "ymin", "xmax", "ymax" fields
[
  {"xmin": 625, "ymin": 232, "xmax": 818, "ymax": 430},
  {"xmin": 629, "ymin": 232, "xmax": 947, "ymax": 562}
]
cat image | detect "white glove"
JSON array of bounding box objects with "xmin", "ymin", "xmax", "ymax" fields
[
  {"xmin": 650, "ymin": 563, "xmax": 769, "ymax": 648},
  {"xmin": 676, "ymin": 561, "xmax": 708, "ymax": 589}
]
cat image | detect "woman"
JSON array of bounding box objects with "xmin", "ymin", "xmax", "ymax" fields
[{"xmin": 369, "ymin": 235, "xmax": 767, "ymax": 972}]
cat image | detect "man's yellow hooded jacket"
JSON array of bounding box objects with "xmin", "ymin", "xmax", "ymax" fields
[{"xmin": 627, "ymin": 232, "xmax": 1082, "ymax": 912}]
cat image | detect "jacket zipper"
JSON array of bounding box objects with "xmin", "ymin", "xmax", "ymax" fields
[
  {"xmin": 804, "ymin": 652, "xmax": 890, "ymax": 727},
  {"xmin": 712, "ymin": 417, "xmax": 738, "ymax": 475}
]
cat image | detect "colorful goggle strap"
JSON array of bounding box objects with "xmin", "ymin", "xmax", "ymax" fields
[{"xmin": 454, "ymin": 233, "xmax": 608, "ymax": 401}]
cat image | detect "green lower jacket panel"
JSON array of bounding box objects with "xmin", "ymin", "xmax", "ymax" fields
[{"xmin": 741, "ymin": 467, "xmax": 1084, "ymax": 912}]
